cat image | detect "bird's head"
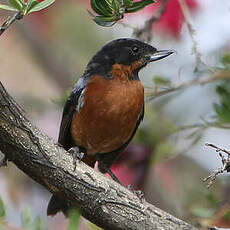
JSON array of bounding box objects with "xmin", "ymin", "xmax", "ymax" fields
[{"xmin": 85, "ymin": 38, "xmax": 174, "ymax": 80}]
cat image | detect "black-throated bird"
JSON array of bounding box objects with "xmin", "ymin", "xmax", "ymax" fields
[{"xmin": 47, "ymin": 38, "xmax": 174, "ymax": 216}]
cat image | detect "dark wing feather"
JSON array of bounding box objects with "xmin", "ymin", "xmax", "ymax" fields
[
  {"xmin": 48, "ymin": 78, "xmax": 87, "ymax": 217},
  {"xmin": 98, "ymin": 103, "xmax": 144, "ymax": 172},
  {"xmin": 58, "ymin": 77, "xmax": 86, "ymax": 150}
]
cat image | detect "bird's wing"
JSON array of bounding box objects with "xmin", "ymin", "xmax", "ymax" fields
[{"xmin": 58, "ymin": 77, "xmax": 86, "ymax": 150}]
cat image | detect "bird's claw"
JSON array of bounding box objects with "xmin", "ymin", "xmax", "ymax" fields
[
  {"xmin": 127, "ymin": 184, "xmax": 145, "ymax": 202},
  {"xmin": 68, "ymin": 147, "xmax": 84, "ymax": 171}
]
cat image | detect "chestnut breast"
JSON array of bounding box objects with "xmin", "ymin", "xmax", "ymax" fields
[{"xmin": 71, "ymin": 66, "xmax": 144, "ymax": 155}]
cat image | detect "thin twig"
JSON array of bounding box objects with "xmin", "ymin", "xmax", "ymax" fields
[
  {"xmin": 204, "ymin": 143, "xmax": 230, "ymax": 187},
  {"xmin": 178, "ymin": 0, "xmax": 214, "ymax": 73},
  {"xmin": 146, "ymin": 71, "xmax": 230, "ymax": 101},
  {"xmin": 176, "ymin": 121, "xmax": 230, "ymax": 133},
  {"xmin": 205, "ymin": 143, "xmax": 230, "ymax": 157},
  {"xmin": 0, "ymin": 11, "xmax": 23, "ymax": 36},
  {"xmin": 133, "ymin": 0, "xmax": 169, "ymax": 42}
]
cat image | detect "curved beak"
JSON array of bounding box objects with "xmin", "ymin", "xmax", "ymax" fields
[{"xmin": 147, "ymin": 50, "xmax": 175, "ymax": 62}]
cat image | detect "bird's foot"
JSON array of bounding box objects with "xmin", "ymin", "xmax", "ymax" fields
[
  {"xmin": 127, "ymin": 184, "xmax": 145, "ymax": 202},
  {"xmin": 0, "ymin": 153, "xmax": 7, "ymax": 167},
  {"xmin": 97, "ymin": 159, "xmax": 122, "ymax": 185},
  {"xmin": 68, "ymin": 147, "xmax": 84, "ymax": 171}
]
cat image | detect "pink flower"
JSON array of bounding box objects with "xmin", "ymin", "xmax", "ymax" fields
[{"xmin": 132, "ymin": 0, "xmax": 198, "ymax": 38}]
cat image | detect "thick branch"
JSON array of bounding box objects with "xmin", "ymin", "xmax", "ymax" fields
[{"xmin": 0, "ymin": 81, "xmax": 196, "ymax": 230}]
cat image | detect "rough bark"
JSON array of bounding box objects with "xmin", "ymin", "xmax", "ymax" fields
[{"xmin": 0, "ymin": 81, "xmax": 197, "ymax": 230}]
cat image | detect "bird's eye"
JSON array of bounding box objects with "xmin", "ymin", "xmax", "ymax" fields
[{"xmin": 132, "ymin": 46, "xmax": 139, "ymax": 53}]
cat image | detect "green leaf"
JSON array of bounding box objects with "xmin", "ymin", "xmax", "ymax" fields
[
  {"xmin": 98, "ymin": 0, "xmax": 114, "ymax": 16},
  {"xmin": 8, "ymin": 0, "xmax": 23, "ymax": 11},
  {"xmin": 111, "ymin": 0, "xmax": 120, "ymax": 14},
  {"xmin": 88, "ymin": 11, "xmax": 116, "ymax": 27},
  {"xmin": 24, "ymin": 0, "xmax": 39, "ymax": 15},
  {"xmin": 126, "ymin": 0, "xmax": 155, "ymax": 13},
  {"xmin": 90, "ymin": 0, "xmax": 113, "ymax": 17},
  {"xmin": 18, "ymin": 0, "xmax": 26, "ymax": 5},
  {"xmin": 28, "ymin": 0, "xmax": 55, "ymax": 13},
  {"xmin": 89, "ymin": 0, "xmax": 155, "ymax": 26},
  {"xmin": 0, "ymin": 4, "xmax": 18, "ymax": 11},
  {"xmin": 214, "ymin": 83, "xmax": 230, "ymax": 123},
  {"xmin": 123, "ymin": 0, "xmax": 133, "ymax": 6},
  {"xmin": 91, "ymin": 0, "xmax": 105, "ymax": 15}
]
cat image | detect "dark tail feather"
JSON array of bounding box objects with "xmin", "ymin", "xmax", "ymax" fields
[
  {"xmin": 47, "ymin": 195, "xmax": 69, "ymax": 216},
  {"xmin": 47, "ymin": 155, "xmax": 96, "ymax": 216}
]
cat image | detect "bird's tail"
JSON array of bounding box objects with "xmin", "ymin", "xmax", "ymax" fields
[{"xmin": 47, "ymin": 194, "xmax": 70, "ymax": 216}]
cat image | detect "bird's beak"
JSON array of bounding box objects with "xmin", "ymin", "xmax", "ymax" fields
[{"xmin": 146, "ymin": 50, "xmax": 175, "ymax": 63}]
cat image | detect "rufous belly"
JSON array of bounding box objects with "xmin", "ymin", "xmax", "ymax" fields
[{"xmin": 71, "ymin": 75, "xmax": 144, "ymax": 155}]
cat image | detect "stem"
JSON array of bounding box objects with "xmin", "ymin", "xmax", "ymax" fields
[{"xmin": 0, "ymin": 11, "xmax": 23, "ymax": 36}]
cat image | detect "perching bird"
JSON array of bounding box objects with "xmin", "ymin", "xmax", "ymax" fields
[{"xmin": 47, "ymin": 38, "xmax": 174, "ymax": 216}]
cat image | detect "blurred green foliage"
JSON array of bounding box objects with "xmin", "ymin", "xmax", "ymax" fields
[
  {"xmin": 68, "ymin": 208, "xmax": 80, "ymax": 230},
  {"xmin": 21, "ymin": 207, "xmax": 46, "ymax": 230},
  {"xmin": 190, "ymin": 190, "xmax": 219, "ymax": 219},
  {"xmin": 214, "ymin": 53, "xmax": 230, "ymax": 124},
  {"xmin": 52, "ymin": 89, "xmax": 71, "ymax": 108},
  {"xmin": 134, "ymin": 105, "xmax": 177, "ymax": 163},
  {"xmin": 223, "ymin": 210, "xmax": 230, "ymax": 221},
  {"xmin": 0, "ymin": 199, "xmax": 47, "ymax": 230},
  {"xmin": 0, "ymin": 197, "xmax": 6, "ymax": 221},
  {"xmin": 153, "ymin": 142, "xmax": 177, "ymax": 162},
  {"xmin": 134, "ymin": 106, "xmax": 174, "ymax": 147},
  {"xmin": 221, "ymin": 52, "xmax": 230, "ymax": 68},
  {"xmin": 153, "ymin": 75, "xmax": 172, "ymax": 87},
  {"xmin": 214, "ymin": 83, "xmax": 230, "ymax": 123}
]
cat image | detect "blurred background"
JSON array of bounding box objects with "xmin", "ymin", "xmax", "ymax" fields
[{"xmin": 1, "ymin": 0, "xmax": 230, "ymax": 229}]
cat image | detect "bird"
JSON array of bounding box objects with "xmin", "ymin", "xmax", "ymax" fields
[{"xmin": 47, "ymin": 38, "xmax": 174, "ymax": 216}]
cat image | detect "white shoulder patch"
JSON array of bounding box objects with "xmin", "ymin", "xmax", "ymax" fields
[{"xmin": 76, "ymin": 88, "xmax": 85, "ymax": 113}]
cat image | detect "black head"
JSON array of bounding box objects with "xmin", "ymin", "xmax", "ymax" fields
[{"xmin": 85, "ymin": 38, "xmax": 174, "ymax": 78}]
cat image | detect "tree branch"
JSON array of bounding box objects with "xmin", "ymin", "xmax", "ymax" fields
[
  {"xmin": 178, "ymin": 0, "xmax": 214, "ymax": 73},
  {"xmin": 0, "ymin": 81, "xmax": 196, "ymax": 229},
  {"xmin": 0, "ymin": 12, "xmax": 23, "ymax": 36},
  {"xmin": 204, "ymin": 143, "xmax": 230, "ymax": 188},
  {"xmin": 146, "ymin": 71, "xmax": 230, "ymax": 101},
  {"xmin": 133, "ymin": 0, "xmax": 169, "ymax": 42}
]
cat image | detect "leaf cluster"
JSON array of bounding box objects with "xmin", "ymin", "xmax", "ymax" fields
[
  {"xmin": 0, "ymin": 0, "xmax": 55, "ymax": 15},
  {"xmin": 89, "ymin": 0, "xmax": 155, "ymax": 27}
]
